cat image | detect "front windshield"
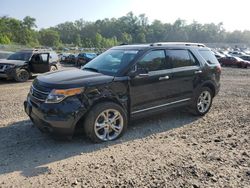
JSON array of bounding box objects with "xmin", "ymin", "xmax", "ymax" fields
[
  {"xmin": 7, "ymin": 52, "xmax": 32, "ymax": 61},
  {"xmin": 82, "ymin": 49, "xmax": 138, "ymax": 75}
]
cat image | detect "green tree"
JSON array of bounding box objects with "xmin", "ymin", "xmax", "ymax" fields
[
  {"xmin": 39, "ymin": 29, "xmax": 61, "ymax": 47},
  {"xmin": 0, "ymin": 34, "xmax": 11, "ymax": 44},
  {"xmin": 22, "ymin": 16, "xmax": 37, "ymax": 29}
]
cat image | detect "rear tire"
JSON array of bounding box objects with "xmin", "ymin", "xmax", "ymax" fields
[
  {"xmin": 15, "ymin": 69, "xmax": 30, "ymax": 82},
  {"xmin": 190, "ymin": 87, "xmax": 213, "ymax": 116},
  {"xmin": 84, "ymin": 102, "xmax": 127, "ymax": 143},
  {"xmin": 50, "ymin": 65, "xmax": 57, "ymax": 72}
]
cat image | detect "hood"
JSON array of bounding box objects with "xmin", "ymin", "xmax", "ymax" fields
[
  {"xmin": 36, "ymin": 68, "xmax": 114, "ymax": 88},
  {"xmin": 0, "ymin": 59, "xmax": 26, "ymax": 66}
]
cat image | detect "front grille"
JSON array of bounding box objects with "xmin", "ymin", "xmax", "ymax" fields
[
  {"xmin": 32, "ymin": 80, "xmax": 52, "ymax": 93},
  {"xmin": 0, "ymin": 65, "xmax": 6, "ymax": 72},
  {"xmin": 30, "ymin": 83, "xmax": 51, "ymax": 102}
]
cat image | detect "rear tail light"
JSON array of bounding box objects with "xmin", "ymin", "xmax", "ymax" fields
[{"xmin": 216, "ymin": 64, "xmax": 221, "ymax": 73}]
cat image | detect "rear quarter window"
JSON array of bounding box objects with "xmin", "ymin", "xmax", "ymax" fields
[{"xmin": 199, "ymin": 50, "xmax": 219, "ymax": 65}]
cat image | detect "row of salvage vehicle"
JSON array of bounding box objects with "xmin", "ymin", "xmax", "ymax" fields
[
  {"xmin": 213, "ymin": 49, "xmax": 250, "ymax": 68},
  {"xmin": 0, "ymin": 49, "xmax": 97, "ymax": 82}
]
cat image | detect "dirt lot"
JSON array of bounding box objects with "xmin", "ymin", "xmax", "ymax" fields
[{"xmin": 0, "ymin": 68, "xmax": 249, "ymax": 188}]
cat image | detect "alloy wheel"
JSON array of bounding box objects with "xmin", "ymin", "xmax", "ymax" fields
[
  {"xmin": 94, "ymin": 109, "xmax": 124, "ymax": 141},
  {"xmin": 197, "ymin": 90, "xmax": 211, "ymax": 113}
]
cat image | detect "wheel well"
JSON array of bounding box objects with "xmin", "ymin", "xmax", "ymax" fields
[
  {"xmin": 16, "ymin": 68, "xmax": 31, "ymax": 75},
  {"xmin": 50, "ymin": 64, "xmax": 57, "ymax": 69},
  {"xmin": 74, "ymin": 98, "xmax": 126, "ymax": 131},
  {"xmin": 202, "ymin": 83, "xmax": 215, "ymax": 97}
]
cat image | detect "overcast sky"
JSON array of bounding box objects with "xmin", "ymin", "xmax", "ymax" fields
[{"xmin": 1, "ymin": 0, "xmax": 250, "ymax": 31}]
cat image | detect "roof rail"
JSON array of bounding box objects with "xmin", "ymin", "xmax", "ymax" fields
[
  {"xmin": 150, "ymin": 42, "xmax": 206, "ymax": 47},
  {"xmin": 33, "ymin": 47, "xmax": 53, "ymax": 51}
]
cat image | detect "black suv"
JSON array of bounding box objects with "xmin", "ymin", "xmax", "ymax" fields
[
  {"xmin": 0, "ymin": 49, "xmax": 60, "ymax": 82},
  {"xmin": 24, "ymin": 43, "xmax": 221, "ymax": 142}
]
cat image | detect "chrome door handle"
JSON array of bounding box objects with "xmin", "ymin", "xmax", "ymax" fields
[
  {"xmin": 194, "ymin": 70, "xmax": 202, "ymax": 74},
  {"xmin": 159, "ymin": 75, "xmax": 169, "ymax": 80}
]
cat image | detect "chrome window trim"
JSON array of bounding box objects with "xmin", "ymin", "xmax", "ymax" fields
[{"xmin": 131, "ymin": 98, "xmax": 191, "ymax": 114}]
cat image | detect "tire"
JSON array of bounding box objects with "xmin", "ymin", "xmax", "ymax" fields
[
  {"xmin": 15, "ymin": 69, "xmax": 30, "ymax": 82},
  {"xmin": 190, "ymin": 87, "xmax": 213, "ymax": 116},
  {"xmin": 84, "ymin": 102, "xmax": 127, "ymax": 143},
  {"xmin": 50, "ymin": 65, "xmax": 57, "ymax": 72}
]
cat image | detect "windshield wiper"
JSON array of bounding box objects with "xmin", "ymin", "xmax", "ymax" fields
[{"xmin": 82, "ymin": 67, "xmax": 99, "ymax": 72}]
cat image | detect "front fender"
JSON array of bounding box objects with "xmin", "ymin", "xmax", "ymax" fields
[{"xmin": 84, "ymin": 80, "xmax": 129, "ymax": 113}]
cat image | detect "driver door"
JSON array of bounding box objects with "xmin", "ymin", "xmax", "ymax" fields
[
  {"xmin": 129, "ymin": 50, "xmax": 174, "ymax": 114},
  {"xmin": 30, "ymin": 53, "xmax": 50, "ymax": 73}
]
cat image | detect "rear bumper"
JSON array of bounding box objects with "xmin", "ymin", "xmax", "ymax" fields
[
  {"xmin": 215, "ymin": 83, "xmax": 220, "ymax": 96},
  {"xmin": 24, "ymin": 95, "xmax": 87, "ymax": 137}
]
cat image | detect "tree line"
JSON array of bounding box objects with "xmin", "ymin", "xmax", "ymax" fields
[{"xmin": 1, "ymin": 12, "xmax": 250, "ymax": 48}]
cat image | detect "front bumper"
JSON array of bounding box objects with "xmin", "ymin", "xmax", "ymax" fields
[
  {"xmin": 0, "ymin": 73, "xmax": 8, "ymax": 78},
  {"xmin": 0, "ymin": 68, "xmax": 16, "ymax": 79},
  {"xmin": 24, "ymin": 94, "xmax": 88, "ymax": 137}
]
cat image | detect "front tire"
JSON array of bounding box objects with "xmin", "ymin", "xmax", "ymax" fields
[
  {"xmin": 15, "ymin": 69, "xmax": 30, "ymax": 82},
  {"xmin": 190, "ymin": 87, "xmax": 213, "ymax": 116},
  {"xmin": 84, "ymin": 102, "xmax": 127, "ymax": 143}
]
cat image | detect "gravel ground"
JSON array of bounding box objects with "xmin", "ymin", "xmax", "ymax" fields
[{"xmin": 0, "ymin": 67, "xmax": 249, "ymax": 188}]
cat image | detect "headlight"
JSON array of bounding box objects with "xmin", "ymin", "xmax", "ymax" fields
[
  {"xmin": 45, "ymin": 87, "xmax": 84, "ymax": 103},
  {"xmin": 5, "ymin": 65, "xmax": 15, "ymax": 69}
]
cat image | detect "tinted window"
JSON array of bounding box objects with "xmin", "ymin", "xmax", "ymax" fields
[
  {"xmin": 166, "ymin": 49, "xmax": 198, "ymax": 68},
  {"xmin": 137, "ymin": 50, "xmax": 167, "ymax": 72},
  {"xmin": 199, "ymin": 50, "xmax": 219, "ymax": 65}
]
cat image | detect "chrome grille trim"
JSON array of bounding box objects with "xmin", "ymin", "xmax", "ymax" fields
[
  {"xmin": 31, "ymin": 85, "xmax": 50, "ymax": 95},
  {"xmin": 30, "ymin": 94, "xmax": 46, "ymax": 102}
]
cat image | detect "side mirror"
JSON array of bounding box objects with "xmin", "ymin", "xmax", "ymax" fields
[{"xmin": 128, "ymin": 65, "xmax": 148, "ymax": 78}]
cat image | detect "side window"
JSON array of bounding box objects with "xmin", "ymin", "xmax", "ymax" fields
[
  {"xmin": 137, "ymin": 50, "xmax": 167, "ymax": 72},
  {"xmin": 166, "ymin": 49, "xmax": 198, "ymax": 68},
  {"xmin": 40, "ymin": 54, "xmax": 49, "ymax": 63},
  {"xmin": 199, "ymin": 50, "xmax": 219, "ymax": 65}
]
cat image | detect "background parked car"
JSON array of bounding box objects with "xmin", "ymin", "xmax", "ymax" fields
[
  {"xmin": 0, "ymin": 49, "xmax": 61, "ymax": 82},
  {"xmin": 228, "ymin": 51, "xmax": 246, "ymax": 57},
  {"xmin": 76, "ymin": 52, "xmax": 97, "ymax": 66},
  {"xmin": 64, "ymin": 54, "xmax": 77, "ymax": 64},
  {"xmin": 212, "ymin": 50, "xmax": 226, "ymax": 60},
  {"xmin": 0, "ymin": 51, "xmax": 13, "ymax": 59},
  {"xmin": 239, "ymin": 55, "xmax": 250, "ymax": 61},
  {"xmin": 218, "ymin": 56, "xmax": 249, "ymax": 68},
  {"xmin": 58, "ymin": 53, "xmax": 70, "ymax": 62}
]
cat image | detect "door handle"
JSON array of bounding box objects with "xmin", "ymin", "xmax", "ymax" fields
[
  {"xmin": 159, "ymin": 75, "xmax": 170, "ymax": 80},
  {"xmin": 194, "ymin": 70, "xmax": 202, "ymax": 74},
  {"xmin": 137, "ymin": 73, "xmax": 149, "ymax": 78}
]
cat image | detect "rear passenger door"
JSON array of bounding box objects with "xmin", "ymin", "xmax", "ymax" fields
[{"xmin": 166, "ymin": 49, "xmax": 201, "ymax": 100}]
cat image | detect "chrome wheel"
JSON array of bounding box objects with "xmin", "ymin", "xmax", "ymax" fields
[
  {"xmin": 94, "ymin": 109, "xmax": 124, "ymax": 141},
  {"xmin": 197, "ymin": 91, "xmax": 211, "ymax": 113}
]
